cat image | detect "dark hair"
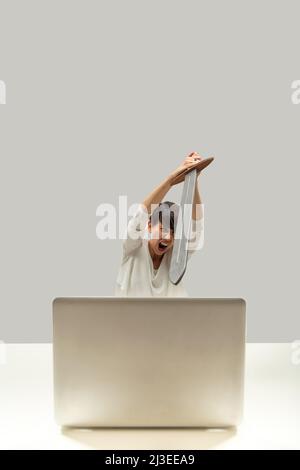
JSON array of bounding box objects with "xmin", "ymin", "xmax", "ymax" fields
[{"xmin": 149, "ymin": 201, "xmax": 179, "ymax": 233}]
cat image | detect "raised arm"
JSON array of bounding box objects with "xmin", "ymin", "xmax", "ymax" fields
[
  {"xmin": 142, "ymin": 176, "xmax": 172, "ymax": 214},
  {"xmin": 142, "ymin": 153, "xmax": 203, "ymax": 214}
]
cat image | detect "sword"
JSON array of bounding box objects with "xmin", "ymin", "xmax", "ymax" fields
[{"xmin": 169, "ymin": 157, "xmax": 214, "ymax": 285}]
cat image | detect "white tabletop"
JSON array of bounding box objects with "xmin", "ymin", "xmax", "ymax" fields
[{"xmin": 0, "ymin": 343, "xmax": 299, "ymax": 450}]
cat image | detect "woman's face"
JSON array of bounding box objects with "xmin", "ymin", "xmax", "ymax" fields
[{"xmin": 147, "ymin": 221, "xmax": 174, "ymax": 256}]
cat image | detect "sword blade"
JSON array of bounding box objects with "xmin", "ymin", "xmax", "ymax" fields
[{"xmin": 169, "ymin": 168, "xmax": 197, "ymax": 285}]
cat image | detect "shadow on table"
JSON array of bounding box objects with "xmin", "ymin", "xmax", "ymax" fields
[{"xmin": 61, "ymin": 426, "xmax": 237, "ymax": 450}]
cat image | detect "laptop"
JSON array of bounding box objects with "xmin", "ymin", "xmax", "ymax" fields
[{"xmin": 52, "ymin": 297, "xmax": 246, "ymax": 428}]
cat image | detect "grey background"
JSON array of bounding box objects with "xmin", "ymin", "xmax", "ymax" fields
[{"xmin": 0, "ymin": 0, "xmax": 299, "ymax": 342}]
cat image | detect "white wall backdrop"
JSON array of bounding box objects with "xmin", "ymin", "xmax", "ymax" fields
[{"xmin": 0, "ymin": 0, "xmax": 299, "ymax": 341}]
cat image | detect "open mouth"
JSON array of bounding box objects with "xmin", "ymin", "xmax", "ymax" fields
[{"xmin": 158, "ymin": 241, "xmax": 168, "ymax": 252}]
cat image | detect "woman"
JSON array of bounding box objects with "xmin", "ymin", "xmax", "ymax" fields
[{"xmin": 115, "ymin": 152, "xmax": 206, "ymax": 297}]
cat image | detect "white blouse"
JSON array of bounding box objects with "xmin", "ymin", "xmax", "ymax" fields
[{"xmin": 115, "ymin": 204, "xmax": 204, "ymax": 297}]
